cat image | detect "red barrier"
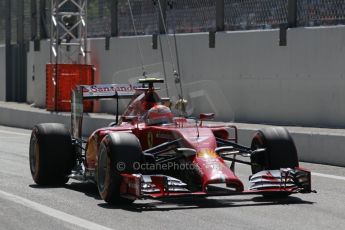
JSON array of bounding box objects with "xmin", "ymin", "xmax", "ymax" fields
[{"xmin": 46, "ymin": 64, "xmax": 94, "ymax": 112}]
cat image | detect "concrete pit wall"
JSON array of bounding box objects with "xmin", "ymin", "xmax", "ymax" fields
[{"xmin": 24, "ymin": 25, "xmax": 345, "ymax": 128}]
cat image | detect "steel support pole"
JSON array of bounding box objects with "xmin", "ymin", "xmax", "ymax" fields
[
  {"xmin": 17, "ymin": 0, "xmax": 26, "ymax": 102},
  {"xmin": 110, "ymin": 0, "xmax": 118, "ymax": 36},
  {"xmin": 17, "ymin": 0, "xmax": 24, "ymax": 45},
  {"xmin": 39, "ymin": 0, "xmax": 48, "ymax": 39},
  {"xmin": 280, "ymin": 0, "xmax": 297, "ymax": 46},
  {"xmin": 287, "ymin": 0, "xmax": 297, "ymax": 28},
  {"xmin": 5, "ymin": 0, "xmax": 12, "ymax": 101},
  {"xmin": 31, "ymin": 0, "xmax": 38, "ymax": 40},
  {"xmin": 216, "ymin": 0, "xmax": 224, "ymax": 31}
]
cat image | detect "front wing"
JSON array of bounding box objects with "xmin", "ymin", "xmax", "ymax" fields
[{"xmin": 119, "ymin": 167, "xmax": 314, "ymax": 200}]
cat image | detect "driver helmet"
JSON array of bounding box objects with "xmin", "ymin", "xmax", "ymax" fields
[{"xmin": 147, "ymin": 105, "xmax": 174, "ymax": 125}]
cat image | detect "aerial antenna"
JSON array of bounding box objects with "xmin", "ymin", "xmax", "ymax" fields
[
  {"xmin": 127, "ymin": 0, "xmax": 146, "ymax": 78},
  {"xmin": 168, "ymin": 0, "xmax": 184, "ymax": 99},
  {"xmin": 158, "ymin": 35, "xmax": 170, "ymax": 97},
  {"xmin": 154, "ymin": 0, "xmax": 187, "ymax": 117},
  {"xmin": 155, "ymin": 0, "xmax": 184, "ymax": 100}
]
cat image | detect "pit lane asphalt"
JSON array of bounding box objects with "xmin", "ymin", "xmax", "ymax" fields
[{"xmin": 1, "ymin": 125, "xmax": 345, "ymax": 230}]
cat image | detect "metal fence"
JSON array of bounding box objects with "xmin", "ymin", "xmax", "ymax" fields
[
  {"xmin": 297, "ymin": 0, "xmax": 345, "ymax": 26},
  {"xmin": 118, "ymin": 0, "xmax": 158, "ymax": 36},
  {"xmin": 224, "ymin": 0, "xmax": 288, "ymax": 30},
  {"xmin": 88, "ymin": 0, "xmax": 216, "ymax": 36},
  {"xmin": 1, "ymin": 0, "xmax": 345, "ymax": 44},
  {"xmin": 165, "ymin": 0, "xmax": 216, "ymax": 33},
  {"xmin": 87, "ymin": 0, "xmax": 111, "ymax": 37}
]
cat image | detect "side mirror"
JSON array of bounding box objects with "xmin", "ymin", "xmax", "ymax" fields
[
  {"xmin": 199, "ymin": 113, "xmax": 215, "ymax": 126},
  {"xmin": 199, "ymin": 113, "xmax": 215, "ymax": 121}
]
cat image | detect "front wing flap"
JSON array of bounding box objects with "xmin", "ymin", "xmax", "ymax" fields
[{"xmin": 249, "ymin": 167, "xmax": 312, "ymax": 193}]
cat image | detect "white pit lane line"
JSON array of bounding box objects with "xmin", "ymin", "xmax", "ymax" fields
[
  {"xmin": 311, "ymin": 172, "xmax": 345, "ymax": 181},
  {"xmin": 0, "ymin": 129, "xmax": 31, "ymax": 136},
  {"xmin": 0, "ymin": 190, "xmax": 115, "ymax": 230}
]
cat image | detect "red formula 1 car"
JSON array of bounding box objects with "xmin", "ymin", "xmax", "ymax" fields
[{"xmin": 29, "ymin": 78, "xmax": 314, "ymax": 204}]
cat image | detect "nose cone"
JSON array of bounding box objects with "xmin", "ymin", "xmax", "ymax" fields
[{"xmin": 194, "ymin": 149, "xmax": 244, "ymax": 192}]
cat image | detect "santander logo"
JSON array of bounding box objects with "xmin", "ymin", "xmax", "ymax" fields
[
  {"xmin": 82, "ymin": 84, "xmax": 141, "ymax": 97},
  {"xmin": 90, "ymin": 84, "xmax": 139, "ymax": 93}
]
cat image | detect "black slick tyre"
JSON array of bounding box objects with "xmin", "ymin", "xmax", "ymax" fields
[
  {"xmin": 250, "ymin": 127, "xmax": 299, "ymax": 174},
  {"xmin": 250, "ymin": 127, "xmax": 299, "ymax": 198},
  {"xmin": 97, "ymin": 132, "xmax": 142, "ymax": 205},
  {"xmin": 29, "ymin": 123, "xmax": 75, "ymax": 185}
]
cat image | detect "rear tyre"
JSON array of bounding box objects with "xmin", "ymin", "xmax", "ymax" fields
[
  {"xmin": 250, "ymin": 127, "xmax": 299, "ymax": 198},
  {"xmin": 29, "ymin": 123, "xmax": 75, "ymax": 185},
  {"xmin": 97, "ymin": 132, "xmax": 142, "ymax": 205}
]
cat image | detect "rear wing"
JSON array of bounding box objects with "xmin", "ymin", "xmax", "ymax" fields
[{"xmin": 71, "ymin": 84, "xmax": 142, "ymax": 139}]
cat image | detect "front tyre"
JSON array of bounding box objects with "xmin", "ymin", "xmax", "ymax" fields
[
  {"xmin": 250, "ymin": 127, "xmax": 299, "ymax": 198},
  {"xmin": 250, "ymin": 127, "xmax": 299, "ymax": 174},
  {"xmin": 29, "ymin": 123, "xmax": 75, "ymax": 185},
  {"xmin": 97, "ymin": 132, "xmax": 142, "ymax": 205}
]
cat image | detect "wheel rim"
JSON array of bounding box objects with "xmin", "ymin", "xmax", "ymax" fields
[
  {"xmin": 98, "ymin": 145, "xmax": 108, "ymax": 193},
  {"xmin": 29, "ymin": 134, "xmax": 39, "ymax": 176},
  {"xmin": 251, "ymin": 137, "xmax": 266, "ymax": 173}
]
